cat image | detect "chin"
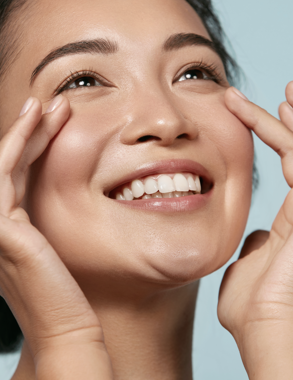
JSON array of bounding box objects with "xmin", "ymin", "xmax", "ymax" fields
[
  {"xmin": 137, "ymin": 221, "xmax": 247, "ymax": 286},
  {"xmin": 137, "ymin": 242, "xmax": 232, "ymax": 286}
]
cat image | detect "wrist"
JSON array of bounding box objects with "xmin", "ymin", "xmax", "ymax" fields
[
  {"xmin": 31, "ymin": 326, "xmax": 113, "ymax": 380},
  {"xmin": 35, "ymin": 343, "xmax": 113, "ymax": 380},
  {"xmin": 34, "ymin": 329, "xmax": 113, "ymax": 380},
  {"xmin": 236, "ymin": 322, "xmax": 293, "ymax": 380}
]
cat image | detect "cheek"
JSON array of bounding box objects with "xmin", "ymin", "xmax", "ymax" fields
[
  {"xmin": 26, "ymin": 106, "xmax": 115, "ymax": 240},
  {"xmin": 35, "ymin": 103, "xmax": 123, "ymax": 189},
  {"xmin": 180, "ymin": 92, "xmax": 254, "ymax": 261},
  {"xmin": 207, "ymin": 104, "xmax": 254, "ymax": 173},
  {"xmin": 180, "ymin": 90, "xmax": 254, "ymax": 180},
  {"xmin": 205, "ymin": 97, "xmax": 254, "ymax": 262},
  {"xmin": 201, "ymin": 96, "xmax": 254, "ymax": 201}
]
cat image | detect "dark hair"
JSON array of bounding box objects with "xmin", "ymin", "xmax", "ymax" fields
[
  {"xmin": 0, "ymin": 0, "xmax": 252, "ymax": 353},
  {"xmin": 186, "ymin": 0, "xmax": 241, "ymax": 86}
]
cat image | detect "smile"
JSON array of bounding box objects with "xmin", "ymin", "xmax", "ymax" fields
[
  {"xmin": 105, "ymin": 159, "xmax": 213, "ymax": 211},
  {"xmin": 110, "ymin": 173, "xmax": 202, "ymax": 200}
]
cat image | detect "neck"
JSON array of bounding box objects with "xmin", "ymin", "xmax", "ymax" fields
[{"xmin": 12, "ymin": 280, "xmax": 199, "ymax": 380}]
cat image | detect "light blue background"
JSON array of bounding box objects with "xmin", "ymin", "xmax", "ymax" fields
[{"xmin": 1, "ymin": 0, "xmax": 293, "ymax": 379}]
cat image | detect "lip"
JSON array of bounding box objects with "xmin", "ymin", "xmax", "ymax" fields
[
  {"xmin": 104, "ymin": 159, "xmax": 213, "ymax": 197},
  {"xmin": 104, "ymin": 159, "xmax": 213, "ymax": 211},
  {"xmin": 113, "ymin": 190, "xmax": 212, "ymax": 212}
]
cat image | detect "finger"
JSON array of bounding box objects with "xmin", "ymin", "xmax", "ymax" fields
[
  {"xmin": 0, "ymin": 98, "xmax": 42, "ymax": 215},
  {"xmin": 225, "ymin": 87, "xmax": 293, "ymax": 187},
  {"xmin": 0, "ymin": 95, "xmax": 70, "ymax": 215},
  {"xmin": 225, "ymin": 87, "xmax": 293, "ymax": 158},
  {"xmin": 279, "ymin": 101, "xmax": 293, "ymax": 132},
  {"xmin": 279, "ymin": 81, "xmax": 293, "ymax": 131},
  {"xmin": 0, "ymin": 98, "xmax": 42, "ymax": 175},
  {"xmin": 13, "ymin": 96, "xmax": 70, "ymax": 205},
  {"xmin": 268, "ymin": 189, "xmax": 293, "ymax": 253},
  {"xmin": 285, "ymin": 81, "xmax": 293, "ymax": 108},
  {"xmin": 239, "ymin": 230, "xmax": 269, "ymax": 259},
  {"xmin": 18, "ymin": 95, "xmax": 70, "ymax": 169}
]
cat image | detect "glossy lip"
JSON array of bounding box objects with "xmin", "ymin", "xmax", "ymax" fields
[
  {"xmin": 104, "ymin": 159, "xmax": 213, "ymax": 197},
  {"xmin": 114, "ymin": 189, "xmax": 212, "ymax": 212}
]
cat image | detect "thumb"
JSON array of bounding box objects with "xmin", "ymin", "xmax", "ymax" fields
[{"xmin": 239, "ymin": 230, "xmax": 270, "ymax": 259}]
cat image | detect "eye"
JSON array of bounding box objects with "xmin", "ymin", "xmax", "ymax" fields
[
  {"xmin": 178, "ymin": 68, "xmax": 209, "ymax": 82},
  {"xmin": 175, "ymin": 62, "xmax": 224, "ymax": 85},
  {"xmin": 55, "ymin": 70, "xmax": 109, "ymax": 95},
  {"xmin": 65, "ymin": 76, "xmax": 102, "ymax": 90}
]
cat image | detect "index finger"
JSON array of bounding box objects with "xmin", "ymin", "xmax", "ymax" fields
[{"xmin": 225, "ymin": 87, "xmax": 293, "ymax": 158}]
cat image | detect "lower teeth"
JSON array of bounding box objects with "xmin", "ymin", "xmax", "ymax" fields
[{"xmin": 116, "ymin": 191, "xmax": 196, "ymax": 200}]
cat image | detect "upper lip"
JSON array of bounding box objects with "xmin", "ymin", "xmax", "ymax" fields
[{"xmin": 104, "ymin": 159, "xmax": 213, "ymax": 197}]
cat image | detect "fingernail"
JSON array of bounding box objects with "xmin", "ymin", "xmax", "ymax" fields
[
  {"xmin": 232, "ymin": 87, "xmax": 248, "ymax": 101},
  {"xmin": 45, "ymin": 95, "xmax": 63, "ymax": 114},
  {"xmin": 19, "ymin": 97, "xmax": 34, "ymax": 116},
  {"xmin": 286, "ymin": 101, "xmax": 293, "ymax": 110}
]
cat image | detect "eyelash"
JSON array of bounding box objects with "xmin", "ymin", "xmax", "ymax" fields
[
  {"xmin": 54, "ymin": 69, "xmax": 109, "ymax": 96},
  {"xmin": 54, "ymin": 62, "xmax": 224, "ymax": 95},
  {"xmin": 175, "ymin": 61, "xmax": 224, "ymax": 85}
]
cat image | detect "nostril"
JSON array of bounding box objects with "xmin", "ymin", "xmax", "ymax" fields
[
  {"xmin": 177, "ymin": 133, "xmax": 188, "ymax": 139},
  {"xmin": 137, "ymin": 135, "xmax": 161, "ymax": 143}
]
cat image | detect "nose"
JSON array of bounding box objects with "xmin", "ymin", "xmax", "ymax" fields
[{"xmin": 120, "ymin": 86, "xmax": 199, "ymax": 147}]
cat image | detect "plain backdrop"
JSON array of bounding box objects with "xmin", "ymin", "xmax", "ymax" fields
[{"xmin": 1, "ymin": 0, "xmax": 293, "ymax": 379}]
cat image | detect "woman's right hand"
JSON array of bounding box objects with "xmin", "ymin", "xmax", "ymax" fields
[{"xmin": 0, "ymin": 96, "xmax": 113, "ymax": 379}]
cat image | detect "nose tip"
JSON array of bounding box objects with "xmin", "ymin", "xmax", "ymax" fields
[{"xmin": 120, "ymin": 93, "xmax": 199, "ymax": 147}]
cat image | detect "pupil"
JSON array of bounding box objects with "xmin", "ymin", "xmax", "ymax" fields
[
  {"xmin": 185, "ymin": 70, "xmax": 203, "ymax": 80},
  {"xmin": 77, "ymin": 77, "xmax": 95, "ymax": 87}
]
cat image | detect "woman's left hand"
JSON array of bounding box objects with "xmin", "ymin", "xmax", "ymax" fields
[{"xmin": 218, "ymin": 82, "xmax": 293, "ymax": 380}]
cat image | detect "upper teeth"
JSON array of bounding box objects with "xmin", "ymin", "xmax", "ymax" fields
[{"xmin": 115, "ymin": 173, "xmax": 201, "ymax": 200}]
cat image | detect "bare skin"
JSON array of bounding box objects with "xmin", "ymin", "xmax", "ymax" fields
[{"xmin": 0, "ymin": 0, "xmax": 292, "ymax": 379}]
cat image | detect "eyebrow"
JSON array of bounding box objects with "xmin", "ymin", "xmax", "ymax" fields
[
  {"xmin": 163, "ymin": 33, "xmax": 218, "ymax": 54},
  {"xmin": 30, "ymin": 38, "xmax": 118, "ymax": 85},
  {"xmin": 30, "ymin": 33, "xmax": 218, "ymax": 86}
]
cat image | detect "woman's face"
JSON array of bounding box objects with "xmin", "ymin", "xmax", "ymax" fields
[{"xmin": 0, "ymin": 0, "xmax": 253, "ymax": 286}]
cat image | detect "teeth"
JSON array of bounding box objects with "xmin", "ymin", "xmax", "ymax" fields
[
  {"xmin": 123, "ymin": 187, "xmax": 134, "ymax": 200},
  {"xmin": 173, "ymin": 173, "xmax": 189, "ymax": 192},
  {"xmin": 116, "ymin": 193, "xmax": 126, "ymax": 200},
  {"xmin": 194, "ymin": 176, "xmax": 201, "ymax": 193},
  {"xmin": 158, "ymin": 175, "xmax": 175, "ymax": 193},
  {"xmin": 152, "ymin": 192, "xmax": 162, "ymax": 198},
  {"xmin": 142, "ymin": 194, "xmax": 152, "ymax": 199},
  {"xmin": 163, "ymin": 192, "xmax": 173, "ymax": 198},
  {"xmin": 144, "ymin": 177, "xmax": 159, "ymax": 194},
  {"xmin": 131, "ymin": 179, "xmax": 144, "ymax": 198},
  {"xmin": 187, "ymin": 175, "xmax": 196, "ymax": 191},
  {"xmin": 114, "ymin": 173, "xmax": 202, "ymax": 200}
]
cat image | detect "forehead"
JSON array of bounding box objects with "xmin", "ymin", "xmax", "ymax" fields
[{"xmin": 25, "ymin": 0, "xmax": 209, "ymax": 52}]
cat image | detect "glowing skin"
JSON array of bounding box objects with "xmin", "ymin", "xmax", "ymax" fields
[
  {"xmin": 12, "ymin": 0, "xmax": 252, "ymax": 283},
  {"xmin": 0, "ymin": 0, "xmax": 269, "ymax": 379}
]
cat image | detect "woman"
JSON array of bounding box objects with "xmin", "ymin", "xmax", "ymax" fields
[{"xmin": 0, "ymin": 0, "xmax": 293, "ymax": 379}]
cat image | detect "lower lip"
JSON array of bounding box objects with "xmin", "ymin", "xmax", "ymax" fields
[{"xmin": 113, "ymin": 190, "xmax": 212, "ymax": 212}]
